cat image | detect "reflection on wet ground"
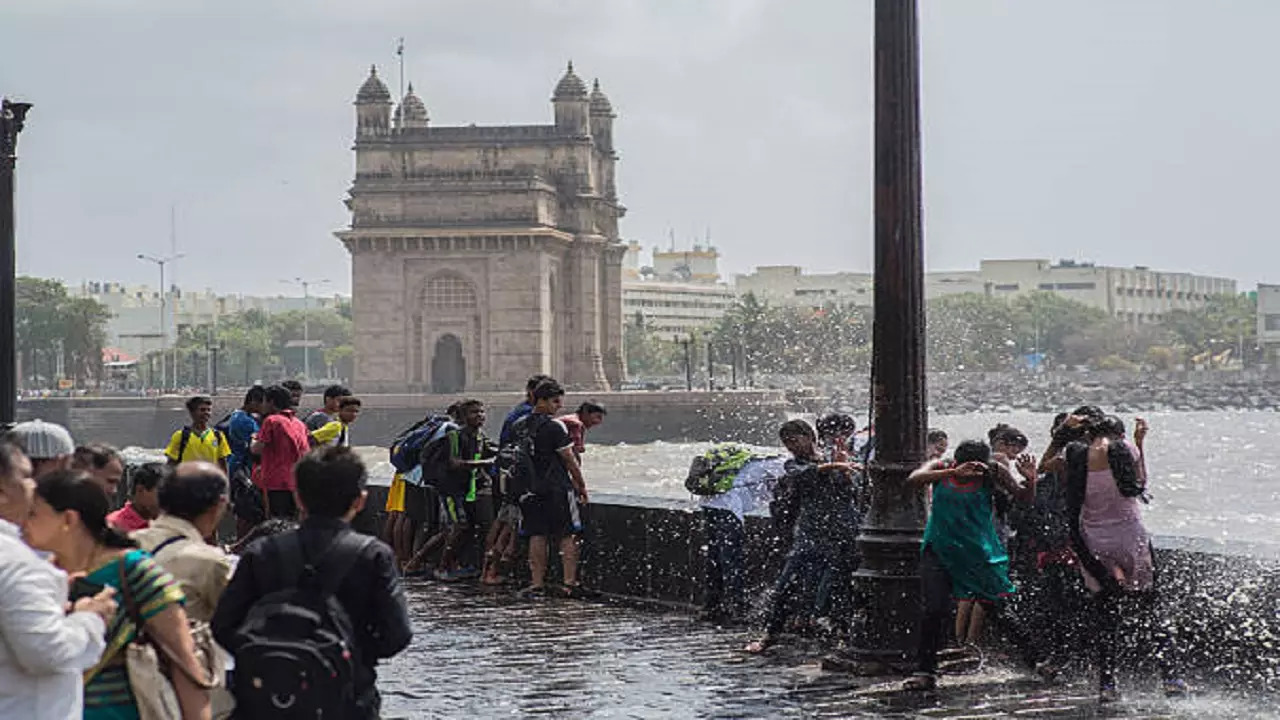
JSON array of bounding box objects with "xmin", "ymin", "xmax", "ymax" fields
[{"xmin": 379, "ymin": 582, "xmax": 1276, "ymax": 719}]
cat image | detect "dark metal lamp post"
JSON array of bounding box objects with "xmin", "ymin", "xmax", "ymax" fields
[
  {"xmin": 1, "ymin": 98, "xmax": 32, "ymax": 425},
  {"xmin": 846, "ymin": 0, "xmax": 929, "ymax": 672}
]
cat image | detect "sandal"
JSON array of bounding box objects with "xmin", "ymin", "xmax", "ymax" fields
[
  {"xmin": 903, "ymin": 672, "xmax": 937, "ymax": 691},
  {"xmin": 559, "ymin": 583, "xmax": 595, "ymax": 600}
]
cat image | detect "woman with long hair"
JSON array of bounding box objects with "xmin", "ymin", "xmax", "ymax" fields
[
  {"xmin": 1065, "ymin": 415, "xmax": 1183, "ymax": 702},
  {"xmin": 23, "ymin": 470, "xmax": 211, "ymax": 720}
]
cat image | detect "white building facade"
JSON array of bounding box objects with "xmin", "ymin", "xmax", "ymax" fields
[
  {"xmin": 734, "ymin": 259, "xmax": 1236, "ymax": 324},
  {"xmin": 71, "ymin": 281, "xmax": 346, "ymax": 358}
]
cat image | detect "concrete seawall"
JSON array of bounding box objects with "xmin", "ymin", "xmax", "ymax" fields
[
  {"xmin": 18, "ymin": 390, "xmax": 791, "ymax": 448},
  {"xmin": 358, "ymin": 484, "xmax": 1280, "ymax": 688}
]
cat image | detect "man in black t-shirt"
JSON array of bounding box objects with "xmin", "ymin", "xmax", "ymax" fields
[{"xmin": 518, "ymin": 380, "xmax": 589, "ymax": 599}]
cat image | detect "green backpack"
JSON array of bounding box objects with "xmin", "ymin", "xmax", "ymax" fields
[{"xmin": 684, "ymin": 443, "xmax": 762, "ymax": 496}]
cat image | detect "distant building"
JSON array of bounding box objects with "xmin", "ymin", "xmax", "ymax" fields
[
  {"xmin": 734, "ymin": 259, "xmax": 1237, "ymax": 324},
  {"xmin": 622, "ymin": 241, "xmax": 734, "ymax": 341},
  {"xmin": 71, "ymin": 281, "xmax": 346, "ymax": 358},
  {"xmin": 1259, "ymin": 284, "xmax": 1280, "ymax": 365}
]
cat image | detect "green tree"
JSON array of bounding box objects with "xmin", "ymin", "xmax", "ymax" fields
[
  {"xmin": 15, "ymin": 277, "xmax": 112, "ymax": 388},
  {"xmin": 624, "ymin": 313, "xmax": 683, "ymax": 378},
  {"xmin": 926, "ymin": 293, "xmax": 1019, "ymax": 371},
  {"xmin": 1161, "ymin": 293, "xmax": 1256, "ymax": 366}
]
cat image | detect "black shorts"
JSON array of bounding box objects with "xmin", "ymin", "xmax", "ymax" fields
[
  {"xmin": 403, "ymin": 483, "xmax": 430, "ymax": 525},
  {"xmin": 519, "ymin": 488, "xmax": 583, "ymax": 538}
]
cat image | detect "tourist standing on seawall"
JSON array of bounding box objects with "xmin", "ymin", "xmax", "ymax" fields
[
  {"xmin": 250, "ymin": 385, "xmax": 311, "ymax": 520},
  {"xmin": 499, "ymin": 374, "xmax": 553, "ymax": 447},
  {"xmin": 903, "ymin": 440, "xmax": 1034, "ymax": 691},
  {"xmin": 559, "ymin": 401, "xmax": 608, "ymax": 463},
  {"xmin": 687, "ymin": 444, "xmax": 786, "ymax": 625},
  {"xmin": 516, "ymin": 380, "xmax": 590, "ymax": 599},
  {"xmin": 225, "ymin": 386, "xmax": 266, "ymax": 538},
  {"xmin": 1065, "ymin": 415, "xmax": 1185, "ymax": 703},
  {"xmin": 166, "ymin": 396, "xmax": 231, "ymax": 474},
  {"xmin": 25, "ymin": 470, "xmax": 211, "ymax": 719},
  {"xmin": 304, "ymin": 384, "xmax": 351, "ymax": 446},
  {"xmin": 0, "ymin": 439, "xmax": 117, "ymax": 720},
  {"xmin": 746, "ymin": 419, "xmax": 861, "ymax": 653},
  {"xmin": 106, "ymin": 461, "xmax": 167, "ymax": 532},
  {"xmin": 310, "ymin": 396, "xmax": 362, "ymax": 448}
]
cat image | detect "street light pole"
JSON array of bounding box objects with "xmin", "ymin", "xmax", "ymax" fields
[
  {"xmin": 1, "ymin": 97, "xmax": 33, "ymax": 424},
  {"xmin": 137, "ymin": 252, "xmax": 184, "ymax": 392},
  {"xmin": 847, "ymin": 0, "xmax": 929, "ymax": 671},
  {"xmin": 283, "ymin": 277, "xmax": 330, "ymax": 382}
]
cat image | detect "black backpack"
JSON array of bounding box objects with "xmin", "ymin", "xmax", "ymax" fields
[
  {"xmin": 231, "ymin": 532, "xmax": 374, "ymax": 719},
  {"xmin": 502, "ymin": 413, "xmax": 554, "ymax": 499}
]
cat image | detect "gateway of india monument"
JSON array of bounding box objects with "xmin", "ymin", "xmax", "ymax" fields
[{"xmin": 336, "ymin": 63, "xmax": 628, "ymax": 393}]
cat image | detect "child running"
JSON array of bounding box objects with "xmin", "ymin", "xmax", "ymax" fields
[{"xmin": 904, "ymin": 439, "xmax": 1034, "ymax": 690}]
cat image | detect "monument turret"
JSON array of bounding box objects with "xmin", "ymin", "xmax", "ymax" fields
[
  {"xmin": 354, "ymin": 65, "xmax": 392, "ymax": 137},
  {"xmin": 552, "ymin": 62, "xmax": 591, "ymax": 137}
]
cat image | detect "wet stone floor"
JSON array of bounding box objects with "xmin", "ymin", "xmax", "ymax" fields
[{"xmin": 379, "ymin": 582, "xmax": 1276, "ymax": 719}]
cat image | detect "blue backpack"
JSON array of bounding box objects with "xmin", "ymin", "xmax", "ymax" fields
[{"xmin": 388, "ymin": 415, "xmax": 452, "ymax": 473}]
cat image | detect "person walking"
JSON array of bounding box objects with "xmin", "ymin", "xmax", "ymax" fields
[{"xmin": 0, "ymin": 439, "xmax": 118, "ymax": 719}]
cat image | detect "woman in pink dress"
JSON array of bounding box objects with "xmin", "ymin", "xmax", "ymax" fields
[{"xmin": 1065, "ymin": 415, "xmax": 1184, "ymax": 703}]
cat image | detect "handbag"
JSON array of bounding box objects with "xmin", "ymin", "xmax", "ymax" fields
[{"xmin": 117, "ymin": 558, "xmax": 224, "ymax": 720}]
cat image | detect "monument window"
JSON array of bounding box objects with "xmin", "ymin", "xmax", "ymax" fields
[{"xmin": 424, "ymin": 275, "xmax": 478, "ymax": 310}]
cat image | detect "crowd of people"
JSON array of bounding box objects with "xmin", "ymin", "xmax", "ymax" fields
[
  {"xmin": 691, "ymin": 406, "xmax": 1183, "ymax": 703},
  {"xmin": 0, "ymin": 372, "xmax": 1187, "ymax": 715},
  {"xmin": 0, "ymin": 378, "xmax": 410, "ymax": 719}
]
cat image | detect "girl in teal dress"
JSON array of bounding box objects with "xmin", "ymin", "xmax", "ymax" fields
[
  {"xmin": 904, "ymin": 439, "xmax": 1034, "ymax": 690},
  {"xmin": 23, "ymin": 470, "xmax": 211, "ymax": 720}
]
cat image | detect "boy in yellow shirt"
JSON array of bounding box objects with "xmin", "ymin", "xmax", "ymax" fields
[
  {"xmin": 165, "ymin": 395, "xmax": 231, "ymax": 472},
  {"xmin": 309, "ymin": 397, "xmax": 362, "ymax": 448}
]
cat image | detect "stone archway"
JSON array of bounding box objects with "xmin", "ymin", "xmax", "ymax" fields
[{"xmin": 431, "ymin": 333, "xmax": 466, "ymax": 393}]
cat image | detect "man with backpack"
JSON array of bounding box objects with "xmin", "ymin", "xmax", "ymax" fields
[
  {"xmin": 512, "ymin": 380, "xmax": 589, "ymax": 599},
  {"xmin": 212, "ymin": 446, "xmax": 412, "ymax": 720},
  {"xmin": 165, "ymin": 396, "xmax": 231, "ymax": 473},
  {"xmin": 685, "ymin": 443, "xmax": 786, "ymax": 624},
  {"xmin": 416, "ymin": 399, "xmax": 496, "ymax": 581}
]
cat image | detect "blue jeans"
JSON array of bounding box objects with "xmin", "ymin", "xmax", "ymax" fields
[
  {"xmin": 763, "ymin": 544, "xmax": 830, "ymax": 635},
  {"xmin": 703, "ymin": 508, "xmax": 746, "ymax": 616}
]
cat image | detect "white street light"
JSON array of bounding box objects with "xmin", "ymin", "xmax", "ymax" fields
[
  {"xmin": 282, "ymin": 277, "xmax": 331, "ymax": 382},
  {"xmin": 137, "ymin": 252, "xmax": 184, "ymax": 391}
]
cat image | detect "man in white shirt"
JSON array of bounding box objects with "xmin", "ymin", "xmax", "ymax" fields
[
  {"xmin": 694, "ymin": 450, "xmax": 787, "ymax": 624},
  {"xmin": 0, "ymin": 438, "xmax": 117, "ymax": 719}
]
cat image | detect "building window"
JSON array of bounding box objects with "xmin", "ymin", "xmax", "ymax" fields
[
  {"xmin": 1266, "ymin": 314, "xmax": 1280, "ymax": 332},
  {"xmin": 1055, "ymin": 282, "xmax": 1097, "ymax": 291},
  {"xmin": 1037, "ymin": 283, "xmax": 1055, "ymax": 290},
  {"xmin": 423, "ymin": 274, "xmax": 478, "ymax": 310},
  {"xmin": 994, "ymin": 284, "xmax": 1020, "ymax": 291}
]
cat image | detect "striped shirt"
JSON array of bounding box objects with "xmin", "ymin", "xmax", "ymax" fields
[{"xmin": 82, "ymin": 550, "xmax": 185, "ymax": 719}]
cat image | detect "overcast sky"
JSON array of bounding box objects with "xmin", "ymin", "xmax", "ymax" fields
[{"xmin": 2, "ymin": 0, "xmax": 1276, "ymax": 296}]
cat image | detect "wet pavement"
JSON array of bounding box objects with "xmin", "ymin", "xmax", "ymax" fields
[{"xmin": 378, "ymin": 581, "xmax": 1277, "ymax": 719}]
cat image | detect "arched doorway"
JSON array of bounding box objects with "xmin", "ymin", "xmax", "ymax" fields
[{"xmin": 431, "ymin": 334, "xmax": 466, "ymax": 393}]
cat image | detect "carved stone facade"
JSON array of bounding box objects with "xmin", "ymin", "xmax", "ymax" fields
[{"xmin": 337, "ymin": 64, "xmax": 628, "ymax": 392}]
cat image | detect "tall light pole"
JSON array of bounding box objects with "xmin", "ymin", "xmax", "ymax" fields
[
  {"xmin": 1, "ymin": 97, "xmax": 32, "ymax": 424},
  {"xmin": 137, "ymin": 252, "xmax": 184, "ymax": 391},
  {"xmin": 847, "ymin": 0, "xmax": 928, "ymax": 671},
  {"xmin": 283, "ymin": 277, "xmax": 330, "ymax": 382}
]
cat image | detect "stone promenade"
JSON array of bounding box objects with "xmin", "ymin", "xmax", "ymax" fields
[{"xmin": 377, "ymin": 582, "xmax": 1271, "ymax": 719}]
